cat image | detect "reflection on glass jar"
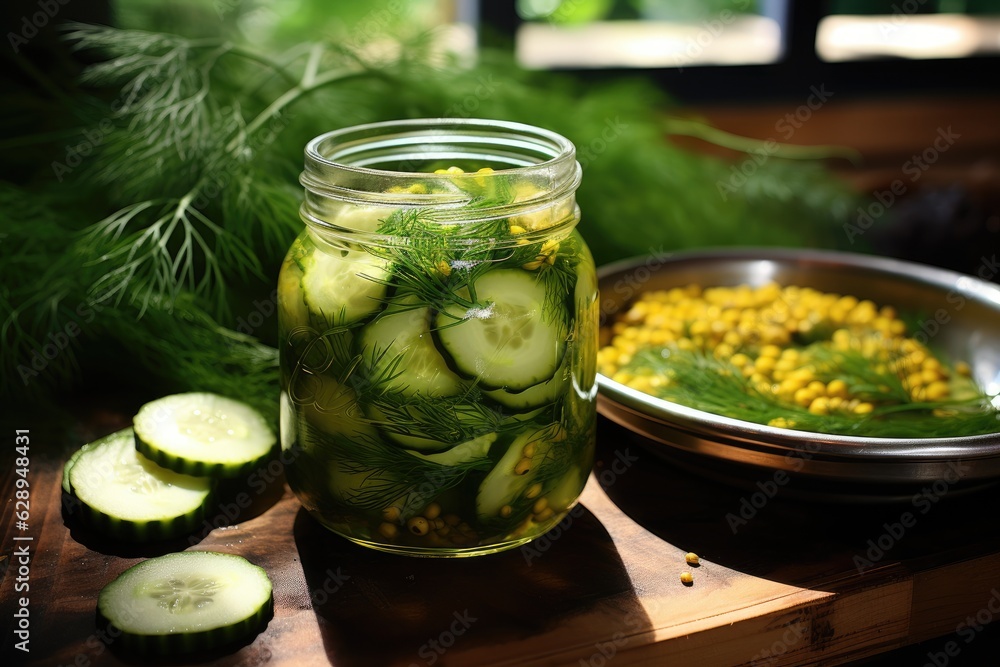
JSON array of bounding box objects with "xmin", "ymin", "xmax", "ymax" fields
[{"xmin": 279, "ymin": 119, "xmax": 597, "ymax": 557}]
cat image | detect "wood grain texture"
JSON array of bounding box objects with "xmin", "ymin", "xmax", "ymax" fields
[{"xmin": 2, "ymin": 416, "xmax": 1000, "ymax": 667}]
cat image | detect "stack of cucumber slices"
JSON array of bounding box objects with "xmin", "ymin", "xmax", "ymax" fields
[
  {"xmin": 63, "ymin": 392, "xmax": 277, "ymax": 655},
  {"xmin": 63, "ymin": 392, "xmax": 276, "ymax": 541}
]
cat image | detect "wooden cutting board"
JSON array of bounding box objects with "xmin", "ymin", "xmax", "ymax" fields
[{"xmin": 3, "ymin": 414, "xmax": 1000, "ymax": 667}]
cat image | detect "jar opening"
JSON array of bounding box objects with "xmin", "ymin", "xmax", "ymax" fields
[
  {"xmin": 299, "ymin": 119, "xmax": 581, "ymax": 236},
  {"xmin": 305, "ymin": 118, "xmax": 575, "ymax": 175}
]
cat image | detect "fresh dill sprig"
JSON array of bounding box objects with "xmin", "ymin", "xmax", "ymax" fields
[
  {"xmin": 80, "ymin": 197, "xmax": 264, "ymax": 316},
  {"xmin": 104, "ymin": 294, "xmax": 281, "ymax": 425},
  {"xmin": 805, "ymin": 342, "xmax": 912, "ymax": 404},
  {"xmin": 626, "ymin": 347, "xmax": 1000, "ymax": 438},
  {"xmin": 60, "ymin": 25, "xmax": 386, "ymax": 319},
  {"xmin": 0, "ymin": 183, "xmax": 96, "ymax": 398}
]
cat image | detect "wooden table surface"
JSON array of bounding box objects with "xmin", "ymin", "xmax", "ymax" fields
[{"xmin": 3, "ymin": 405, "xmax": 1000, "ymax": 667}]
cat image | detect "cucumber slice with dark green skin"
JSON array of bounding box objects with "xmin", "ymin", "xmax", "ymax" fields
[
  {"xmin": 359, "ymin": 296, "xmax": 465, "ymax": 397},
  {"xmin": 435, "ymin": 269, "xmax": 567, "ymax": 391},
  {"xmin": 363, "ymin": 403, "xmax": 457, "ymax": 452},
  {"xmin": 69, "ymin": 428, "xmax": 213, "ymax": 541},
  {"xmin": 476, "ymin": 427, "xmax": 554, "ymax": 522},
  {"xmin": 571, "ymin": 239, "xmax": 599, "ymax": 397},
  {"xmin": 97, "ymin": 551, "xmax": 273, "ymax": 655},
  {"xmin": 407, "ymin": 432, "xmax": 496, "ymax": 466},
  {"xmin": 300, "ymin": 243, "xmax": 389, "ymax": 325},
  {"xmin": 545, "ymin": 462, "xmax": 589, "ymax": 513},
  {"xmin": 484, "ymin": 368, "xmax": 567, "ymax": 411},
  {"xmin": 62, "ymin": 441, "xmax": 93, "ymax": 495},
  {"xmin": 133, "ymin": 393, "xmax": 277, "ymax": 478},
  {"xmin": 278, "ymin": 250, "xmax": 310, "ymax": 330}
]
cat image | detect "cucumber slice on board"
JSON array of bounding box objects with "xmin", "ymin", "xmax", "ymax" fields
[
  {"xmin": 359, "ymin": 296, "xmax": 465, "ymax": 397},
  {"xmin": 62, "ymin": 441, "xmax": 93, "ymax": 495},
  {"xmin": 301, "ymin": 245, "xmax": 389, "ymax": 325},
  {"xmin": 133, "ymin": 393, "xmax": 276, "ymax": 478},
  {"xmin": 68, "ymin": 428, "xmax": 213, "ymax": 541},
  {"xmin": 435, "ymin": 269, "xmax": 567, "ymax": 391},
  {"xmin": 97, "ymin": 551, "xmax": 273, "ymax": 655}
]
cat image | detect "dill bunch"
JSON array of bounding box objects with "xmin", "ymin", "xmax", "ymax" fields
[
  {"xmin": 2, "ymin": 16, "xmax": 858, "ymax": 422},
  {"xmin": 101, "ymin": 294, "xmax": 281, "ymax": 425}
]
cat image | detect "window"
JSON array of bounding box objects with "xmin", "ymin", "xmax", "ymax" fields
[
  {"xmin": 818, "ymin": 0, "xmax": 1000, "ymax": 61},
  {"xmin": 477, "ymin": 0, "xmax": 1000, "ymax": 102},
  {"xmin": 514, "ymin": 0, "xmax": 784, "ymax": 69}
]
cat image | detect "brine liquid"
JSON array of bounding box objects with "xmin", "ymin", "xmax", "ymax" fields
[{"xmin": 278, "ymin": 228, "xmax": 598, "ymax": 556}]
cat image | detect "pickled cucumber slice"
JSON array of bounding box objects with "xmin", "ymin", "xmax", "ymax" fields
[
  {"xmin": 484, "ymin": 370, "xmax": 567, "ymax": 411},
  {"xmin": 363, "ymin": 403, "xmax": 458, "ymax": 452},
  {"xmin": 359, "ymin": 296, "xmax": 464, "ymax": 397},
  {"xmin": 407, "ymin": 432, "xmax": 496, "ymax": 466},
  {"xmin": 278, "ymin": 251, "xmax": 309, "ymax": 330},
  {"xmin": 435, "ymin": 269, "xmax": 566, "ymax": 391},
  {"xmin": 476, "ymin": 428, "xmax": 553, "ymax": 521},
  {"xmin": 133, "ymin": 393, "xmax": 276, "ymax": 478},
  {"xmin": 331, "ymin": 205, "xmax": 396, "ymax": 233},
  {"xmin": 68, "ymin": 428, "xmax": 213, "ymax": 541},
  {"xmin": 572, "ymin": 241, "xmax": 599, "ymax": 397},
  {"xmin": 290, "ymin": 375, "xmax": 377, "ymax": 441},
  {"xmin": 301, "ymin": 245, "xmax": 389, "ymax": 324},
  {"xmin": 97, "ymin": 551, "xmax": 273, "ymax": 655}
]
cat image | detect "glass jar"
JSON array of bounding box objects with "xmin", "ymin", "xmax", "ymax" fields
[{"xmin": 278, "ymin": 119, "xmax": 597, "ymax": 557}]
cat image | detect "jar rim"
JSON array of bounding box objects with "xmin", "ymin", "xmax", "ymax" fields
[{"xmin": 303, "ymin": 118, "xmax": 577, "ymax": 178}]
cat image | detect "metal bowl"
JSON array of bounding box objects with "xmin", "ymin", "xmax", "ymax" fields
[{"xmin": 596, "ymin": 248, "xmax": 1000, "ymax": 498}]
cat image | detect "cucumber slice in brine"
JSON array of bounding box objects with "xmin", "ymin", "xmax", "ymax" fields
[
  {"xmin": 436, "ymin": 269, "xmax": 567, "ymax": 391},
  {"xmin": 331, "ymin": 205, "xmax": 396, "ymax": 233},
  {"xmin": 68, "ymin": 428, "xmax": 213, "ymax": 541},
  {"xmin": 134, "ymin": 393, "xmax": 276, "ymax": 478},
  {"xmin": 278, "ymin": 250, "xmax": 310, "ymax": 329},
  {"xmin": 363, "ymin": 403, "xmax": 457, "ymax": 453},
  {"xmin": 290, "ymin": 374, "xmax": 377, "ymax": 442},
  {"xmin": 476, "ymin": 427, "xmax": 557, "ymax": 522},
  {"xmin": 300, "ymin": 243, "xmax": 389, "ymax": 325},
  {"xmin": 359, "ymin": 296, "xmax": 465, "ymax": 397},
  {"xmin": 97, "ymin": 551, "xmax": 273, "ymax": 655},
  {"xmin": 407, "ymin": 432, "xmax": 496, "ymax": 466},
  {"xmin": 484, "ymin": 366, "xmax": 567, "ymax": 411}
]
